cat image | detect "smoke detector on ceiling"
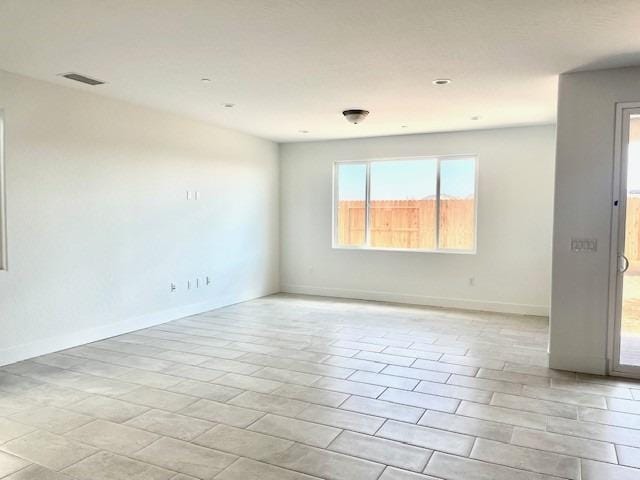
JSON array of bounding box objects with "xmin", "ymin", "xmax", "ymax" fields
[{"xmin": 342, "ymin": 109, "xmax": 369, "ymax": 124}]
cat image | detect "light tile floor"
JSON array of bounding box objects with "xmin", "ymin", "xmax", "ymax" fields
[{"xmin": 2, "ymin": 294, "xmax": 640, "ymax": 479}]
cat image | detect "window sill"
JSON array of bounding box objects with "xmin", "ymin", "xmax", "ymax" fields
[{"xmin": 331, "ymin": 245, "xmax": 476, "ymax": 255}]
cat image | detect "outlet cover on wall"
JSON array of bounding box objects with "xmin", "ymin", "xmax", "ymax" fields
[{"xmin": 571, "ymin": 238, "xmax": 597, "ymax": 252}]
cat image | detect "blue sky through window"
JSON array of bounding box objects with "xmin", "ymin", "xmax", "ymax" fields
[
  {"xmin": 371, "ymin": 160, "xmax": 436, "ymax": 200},
  {"xmin": 338, "ymin": 163, "xmax": 366, "ymax": 200},
  {"xmin": 338, "ymin": 158, "xmax": 475, "ymax": 200},
  {"xmin": 441, "ymin": 158, "xmax": 476, "ymax": 198}
]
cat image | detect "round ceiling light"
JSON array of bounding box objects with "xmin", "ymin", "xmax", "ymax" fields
[
  {"xmin": 342, "ymin": 109, "xmax": 370, "ymax": 124},
  {"xmin": 432, "ymin": 78, "xmax": 451, "ymax": 86}
]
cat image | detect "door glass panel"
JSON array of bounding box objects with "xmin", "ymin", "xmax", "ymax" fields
[{"xmin": 620, "ymin": 114, "xmax": 640, "ymax": 366}]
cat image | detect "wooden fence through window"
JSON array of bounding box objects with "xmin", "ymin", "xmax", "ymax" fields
[
  {"xmin": 626, "ymin": 197, "xmax": 640, "ymax": 262},
  {"xmin": 337, "ymin": 199, "xmax": 475, "ymax": 250}
]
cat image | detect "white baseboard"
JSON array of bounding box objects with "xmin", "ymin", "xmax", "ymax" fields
[
  {"xmin": 0, "ymin": 291, "xmax": 272, "ymax": 367},
  {"xmin": 549, "ymin": 352, "xmax": 607, "ymax": 375},
  {"xmin": 281, "ymin": 284, "xmax": 549, "ymax": 316}
]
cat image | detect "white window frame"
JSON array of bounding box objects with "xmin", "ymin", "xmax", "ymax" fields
[
  {"xmin": 332, "ymin": 154, "xmax": 478, "ymax": 254},
  {"xmin": 0, "ymin": 110, "xmax": 6, "ymax": 270}
]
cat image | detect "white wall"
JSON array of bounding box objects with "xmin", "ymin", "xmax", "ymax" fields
[
  {"xmin": 550, "ymin": 66, "xmax": 640, "ymax": 375},
  {"xmin": 0, "ymin": 69, "xmax": 279, "ymax": 366},
  {"xmin": 280, "ymin": 125, "xmax": 555, "ymax": 316}
]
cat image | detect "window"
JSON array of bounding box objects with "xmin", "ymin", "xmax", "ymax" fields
[
  {"xmin": 333, "ymin": 156, "xmax": 477, "ymax": 252},
  {"xmin": 0, "ymin": 111, "xmax": 5, "ymax": 270},
  {"xmin": 335, "ymin": 163, "xmax": 367, "ymax": 246}
]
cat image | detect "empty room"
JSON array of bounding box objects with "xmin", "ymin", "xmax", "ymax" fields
[{"xmin": 2, "ymin": 1, "xmax": 640, "ymax": 479}]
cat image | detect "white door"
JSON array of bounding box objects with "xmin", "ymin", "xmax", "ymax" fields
[{"xmin": 612, "ymin": 106, "xmax": 640, "ymax": 375}]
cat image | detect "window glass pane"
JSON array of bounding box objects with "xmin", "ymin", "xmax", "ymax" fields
[
  {"xmin": 369, "ymin": 159, "xmax": 437, "ymax": 249},
  {"xmin": 439, "ymin": 158, "xmax": 476, "ymax": 250},
  {"xmin": 336, "ymin": 163, "xmax": 367, "ymax": 246}
]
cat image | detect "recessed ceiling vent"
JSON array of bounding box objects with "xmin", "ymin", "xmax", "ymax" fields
[{"xmin": 59, "ymin": 73, "xmax": 105, "ymax": 86}]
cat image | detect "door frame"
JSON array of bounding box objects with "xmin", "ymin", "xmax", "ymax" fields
[{"xmin": 608, "ymin": 102, "xmax": 640, "ymax": 376}]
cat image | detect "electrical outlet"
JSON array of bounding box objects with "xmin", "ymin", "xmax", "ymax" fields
[
  {"xmin": 170, "ymin": 283, "xmax": 176, "ymax": 292},
  {"xmin": 468, "ymin": 277, "xmax": 475, "ymax": 286},
  {"xmin": 571, "ymin": 238, "xmax": 597, "ymax": 252}
]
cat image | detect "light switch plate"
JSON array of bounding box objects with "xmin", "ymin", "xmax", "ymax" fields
[{"xmin": 571, "ymin": 238, "xmax": 597, "ymax": 252}]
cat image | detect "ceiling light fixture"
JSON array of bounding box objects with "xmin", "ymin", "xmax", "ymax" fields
[
  {"xmin": 342, "ymin": 109, "xmax": 369, "ymax": 124},
  {"xmin": 432, "ymin": 78, "xmax": 451, "ymax": 86},
  {"xmin": 299, "ymin": 130, "xmax": 309, "ymax": 134},
  {"xmin": 470, "ymin": 115, "xmax": 481, "ymax": 121},
  {"xmin": 401, "ymin": 125, "xmax": 408, "ymax": 129},
  {"xmin": 201, "ymin": 78, "xmax": 212, "ymax": 83},
  {"xmin": 222, "ymin": 103, "xmax": 235, "ymax": 108}
]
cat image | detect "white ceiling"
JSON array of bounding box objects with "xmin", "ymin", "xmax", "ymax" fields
[{"xmin": 1, "ymin": 1, "xmax": 640, "ymax": 142}]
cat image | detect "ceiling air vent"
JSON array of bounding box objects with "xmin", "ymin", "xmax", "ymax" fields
[{"xmin": 59, "ymin": 73, "xmax": 105, "ymax": 86}]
